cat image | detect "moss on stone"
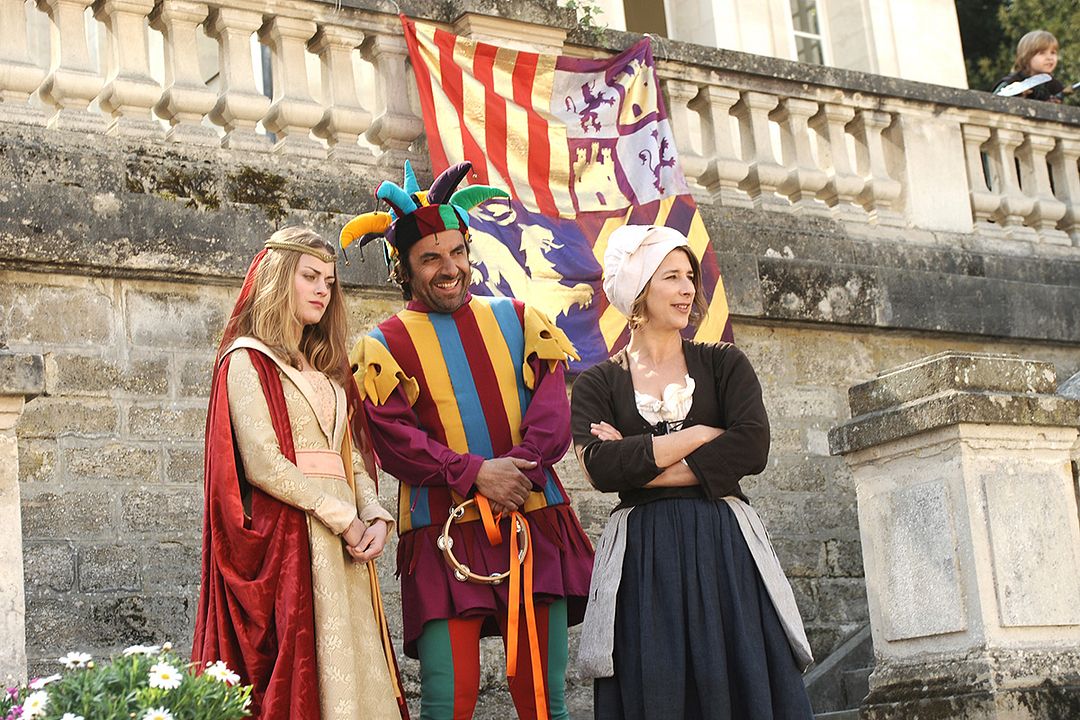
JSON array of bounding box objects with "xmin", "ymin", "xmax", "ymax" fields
[{"xmin": 226, "ymin": 165, "xmax": 295, "ymax": 223}]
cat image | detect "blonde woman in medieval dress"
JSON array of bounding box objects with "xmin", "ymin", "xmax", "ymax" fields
[{"xmin": 192, "ymin": 226, "xmax": 405, "ymax": 720}]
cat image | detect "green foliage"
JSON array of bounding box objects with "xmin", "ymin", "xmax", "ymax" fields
[
  {"xmin": 959, "ymin": 0, "xmax": 1080, "ymax": 104},
  {"xmin": 561, "ymin": 0, "xmax": 606, "ymax": 41},
  {"xmin": 0, "ymin": 646, "xmax": 251, "ymax": 720}
]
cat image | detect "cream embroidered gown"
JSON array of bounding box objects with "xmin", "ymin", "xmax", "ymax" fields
[{"xmin": 224, "ymin": 337, "xmax": 399, "ymax": 719}]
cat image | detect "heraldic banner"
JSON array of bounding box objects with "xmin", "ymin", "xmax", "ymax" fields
[{"xmin": 401, "ymin": 17, "xmax": 734, "ymax": 369}]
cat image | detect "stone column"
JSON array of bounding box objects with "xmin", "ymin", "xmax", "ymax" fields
[
  {"xmin": 732, "ymin": 91, "xmax": 789, "ymax": 210},
  {"xmin": 362, "ymin": 33, "xmax": 425, "ymax": 170},
  {"xmin": 829, "ymin": 351, "xmax": 1080, "ymax": 720},
  {"xmin": 149, "ymin": 0, "xmax": 218, "ymax": 145},
  {"xmin": 0, "ymin": 0, "xmax": 47, "ymax": 124},
  {"xmin": 810, "ymin": 102, "xmax": 866, "ymax": 222},
  {"xmin": 849, "ymin": 109, "xmax": 903, "ymax": 226},
  {"xmin": 309, "ymin": 23, "xmax": 372, "ymax": 163},
  {"xmin": 205, "ymin": 6, "xmax": 271, "ymax": 151},
  {"xmin": 259, "ymin": 15, "xmax": 325, "ymax": 158},
  {"xmin": 689, "ymin": 84, "xmax": 750, "ymax": 207},
  {"xmin": 34, "ymin": 0, "xmax": 107, "ymax": 132},
  {"xmin": 770, "ymin": 97, "xmax": 829, "ymax": 215},
  {"xmin": 0, "ymin": 353, "xmax": 45, "ymax": 685},
  {"xmin": 93, "ymin": 0, "xmax": 162, "ymax": 137}
]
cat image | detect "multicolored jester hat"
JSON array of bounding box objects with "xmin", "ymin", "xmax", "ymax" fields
[{"xmin": 338, "ymin": 160, "xmax": 508, "ymax": 261}]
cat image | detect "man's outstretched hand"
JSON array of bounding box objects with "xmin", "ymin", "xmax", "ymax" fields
[{"xmin": 475, "ymin": 457, "xmax": 535, "ymax": 513}]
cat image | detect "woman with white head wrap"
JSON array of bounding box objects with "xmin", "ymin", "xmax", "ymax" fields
[{"xmin": 570, "ymin": 225, "xmax": 814, "ymax": 719}]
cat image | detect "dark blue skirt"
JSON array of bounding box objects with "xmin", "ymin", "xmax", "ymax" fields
[{"xmin": 594, "ymin": 498, "xmax": 814, "ymax": 720}]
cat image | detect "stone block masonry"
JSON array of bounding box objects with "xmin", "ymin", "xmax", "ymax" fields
[{"xmin": 2, "ymin": 83, "xmax": 1079, "ymax": 714}]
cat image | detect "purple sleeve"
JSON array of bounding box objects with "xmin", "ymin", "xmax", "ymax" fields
[
  {"xmin": 500, "ymin": 357, "xmax": 572, "ymax": 489},
  {"xmin": 363, "ymin": 388, "xmax": 486, "ymax": 497}
]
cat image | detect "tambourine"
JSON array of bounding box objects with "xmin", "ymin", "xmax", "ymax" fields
[{"xmin": 437, "ymin": 498, "xmax": 529, "ymax": 585}]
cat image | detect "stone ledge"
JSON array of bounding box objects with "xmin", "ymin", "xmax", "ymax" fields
[
  {"xmin": 3, "ymin": 123, "xmax": 1080, "ymax": 343},
  {"xmin": 829, "ymin": 392, "xmax": 1080, "ymax": 455},
  {"xmin": 846, "ymin": 351, "xmax": 1058, "ymax": 416},
  {"xmin": 0, "ymin": 352, "xmax": 45, "ymax": 398}
]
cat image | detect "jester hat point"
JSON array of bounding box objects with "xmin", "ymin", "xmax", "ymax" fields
[{"xmin": 339, "ymin": 160, "xmax": 509, "ymax": 261}]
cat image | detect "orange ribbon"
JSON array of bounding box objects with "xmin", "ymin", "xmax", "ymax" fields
[{"xmin": 475, "ymin": 495, "xmax": 548, "ymax": 720}]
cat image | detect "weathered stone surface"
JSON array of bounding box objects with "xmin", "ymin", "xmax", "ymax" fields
[
  {"xmin": 18, "ymin": 398, "xmax": 119, "ymax": 439},
  {"xmin": 137, "ymin": 541, "xmax": 201, "ymax": 592},
  {"xmin": 863, "ymin": 649, "xmax": 1080, "ymax": 720},
  {"xmin": 177, "ymin": 355, "xmax": 213, "ymax": 398},
  {"xmin": 981, "ymin": 459, "xmax": 1080, "ymax": 627},
  {"xmin": 17, "ymin": 440, "xmax": 56, "ymax": 483},
  {"xmin": 22, "ymin": 542, "xmax": 75, "ymax": 593},
  {"xmin": 126, "ymin": 404, "xmax": 207, "ymax": 441},
  {"xmin": 825, "ymin": 538, "xmax": 864, "ymax": 577},
  {"xmin": 831, "ymin": 391, "xmax": 1080, "ymax": 455},
  {"xmin": 21, "ymin": 490, "xmax": 114, "ymax": 539},
  {"xmin": 65, "ymin": 443, "xmax": 160, "ymax": 483},
  {"xmin": 772, "ymin": 537, "xmax": 825, "ymax": 578},
  {"xmin": 120, "ymin": 488, "xmax": 201, "ymax": 535},
  {"xmin": 47, "ymin": 354, "xmax": 168, "ymax": 396},
  {"xmin": 846, "ymin": 351, "xmax": 1058, "ymax": 417},
  {"xmin": 79, "ymin": 545, "xmax": 142, "ymax": 593},
  {"xmin": 124, "ymin": 290, "xmax": 227, "ymax": 350},
  {"xmin": 164, "ymin": 447, "xmax": 203, "ymax": 484},
  {"xmin": 0, "ymin": 278, "xmax": 115, "ymax": 348},
  {"xmin": 0, "ymin": 352, "xmax": 44, "ymax": 396}
]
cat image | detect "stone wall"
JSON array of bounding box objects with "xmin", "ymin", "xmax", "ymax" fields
[
  {"xmin": 6, "ymin": 265, "xmax": 1079, "ymax": 714},
  {"xmin": 2, "ymin": 37, "xmax": 1080, "ymax": 713}
]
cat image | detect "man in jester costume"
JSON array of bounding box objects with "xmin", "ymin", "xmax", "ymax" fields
[{"xmin": 342, "ymin": 161, "xmax": 594, "ymax": 720}]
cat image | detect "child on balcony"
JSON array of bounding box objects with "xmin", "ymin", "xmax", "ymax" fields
[{"xmin": 993, "ymin": 29, "xmax": 1064, "ymax": 103}]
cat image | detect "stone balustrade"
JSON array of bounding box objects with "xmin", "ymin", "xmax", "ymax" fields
[{"xmin": 1, "ymin": 0, "xmax": 1078, "ymax": 247}]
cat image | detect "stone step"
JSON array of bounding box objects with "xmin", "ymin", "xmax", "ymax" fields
[
  {"xmin": 842, "ymin": 666, "xmax": 872, "ymax": 708},
  {"xmin": 814, "ymin": 711, "xmax": 859, "ymax": 720}
]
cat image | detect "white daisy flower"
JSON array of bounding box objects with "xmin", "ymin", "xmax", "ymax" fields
[
  {"xmin": 22, "ymin": 690, "xmax": 49, "ymax": 718},
  {"xmin": 28, "ymin": 674, "xmax": 61, "ymax": 689},
  {"xmin": 141, "ymin": 708, "xmax": 174, "ymax": 720},
  {"xmin": 60, "ymin": 714, "xmax": 86, "ymax": 720},
  {"xmin": 148, "ymin": 661, "xmax": 183, "ymax": 690},
  {"xmin": 57, "ymin": 651, "xmax": 92, "ymax": 669},
  {"xmin": 204, "ymin": 660, "xmax": 241, "ymax": 686},
  {"xmin": 123, "ymin": 644, "xmax": 162, "ymax": 657}
]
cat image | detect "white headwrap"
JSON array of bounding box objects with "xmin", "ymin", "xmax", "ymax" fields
[{"xmin": 602, "ymin": 225, "xmax": 691, "ymax": 317}]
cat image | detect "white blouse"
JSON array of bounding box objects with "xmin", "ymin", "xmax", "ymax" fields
[{"xmin": 634, "ymin": 375, "xmax": 695, "ymax": 427}]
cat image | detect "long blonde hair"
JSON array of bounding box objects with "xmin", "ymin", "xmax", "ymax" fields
[{"xmin": 228, "ymin": 227, "xmax": 349, "ymax": 385}]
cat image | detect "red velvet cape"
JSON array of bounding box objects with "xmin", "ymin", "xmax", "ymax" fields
[{"xmin": 192, "ymin": 320, "xmax": 320, "ymax": 717}]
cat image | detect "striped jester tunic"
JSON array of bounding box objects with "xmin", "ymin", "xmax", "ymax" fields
[{"xmin": 354, "ymin": 294, "xmax": 595, "ymax": 655}]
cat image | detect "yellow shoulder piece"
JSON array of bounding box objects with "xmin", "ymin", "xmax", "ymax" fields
[
  {"xmin": 522, "ymin": 305, "xmax": 580, "ymax": 389},
  {"xmin": 349, "ymin": 335, "xmax": 420, "ymax": 407}
]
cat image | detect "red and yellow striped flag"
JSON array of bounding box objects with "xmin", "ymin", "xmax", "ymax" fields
[{"xmin": 402, "ymin": 17, "xmax": 733, "ymax": 368}]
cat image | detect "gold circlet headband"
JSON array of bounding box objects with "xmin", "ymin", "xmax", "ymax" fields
[{"xmin": 264, "ymin": 240, "xmax": 335, "ymax": 264}]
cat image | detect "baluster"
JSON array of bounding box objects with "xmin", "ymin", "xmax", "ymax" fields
[
  {"xmin": 770, "ymin": 97, "xmax": 828, "ymax": 215},
  {"xmin": 93, "ymin": 0, "xmax": 161, "ymax": 137},
  {"xmin": 362, "ymin": 32, "xmax": 424, "ymax": 169},
  {"xmin": 688, "ymin": 84, "xmax": 749, "ymax": 207},
  {"xmin": 960, "ymin": 124, "xmax": 1001, "ymax": 232},
  {"xmin": 1047, "ymin": 138, "xmax": 1080, "ymax": 246},
  {"xmin": 664, "ymin": 79, "xmax": 707, "ymax": 193},
  {"xmin": 0, "ymin": 0, "xmax": 47, "ymax": 123},
  {"xmin": 985, "ymin": 127, "xmax": 1037, "ymax": 242},
  {"xmin": 259, "ymin": 16, "xmax": 324, "ymax": 158},
  {"xmin": 149, "ymin": 0, "xmax": 218, "ymax": 144},
  {"xmin": 205, "ymin": 7, "xmax": 270, "ymax": 150},
  {"xmin": 849, "ymin": 109, "xmax": 903, "ymax": 226},
  {"xmin": 731, "ymin": 91, "xmax": 789, "ymax": 210},
  {"xmin": 1016, "ymin": 133, "xmax": 1068, "ymax": 245},
  {"xmin": 34, "ymin": 0, "xmax": 106, "ymax": 132},
  {"xmin": 309, "ymin": 23, "xmax": 372, "ymax": 163},
  {"xmin": 809, "ymin": 103, "xmax": 866, "ymax": 222}
]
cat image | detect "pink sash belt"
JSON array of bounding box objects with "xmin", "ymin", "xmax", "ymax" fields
[{"xmin": 294, "ymin": 449, "xmax": 346, "ymax": 481}]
